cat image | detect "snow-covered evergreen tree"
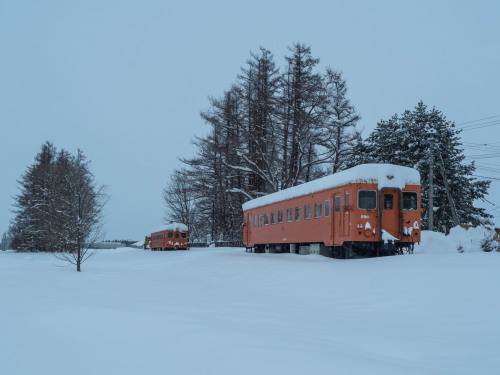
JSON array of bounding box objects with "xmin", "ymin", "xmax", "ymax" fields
[
  {"xmin": 354, "ymin": 101, "xmax": 492, "ymax": 231},
  {"xmin": 11, "ymin": 143, "xmax": 108, "ymax": 271}
]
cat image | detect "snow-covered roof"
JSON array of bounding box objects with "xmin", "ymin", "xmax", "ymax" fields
[
  {"xmin": 151, "ymin": 223, "xmax": 188, "ymax": 233},
  {"xmin": 242, "ymin": 164, "xmax": 420, "ymax": 211}
]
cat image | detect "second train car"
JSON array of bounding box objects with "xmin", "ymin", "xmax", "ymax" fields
[
  {"xmin": 242, "ymin": 163, "xmax": 421, "ymax": 258},
  {"xmin": 150, "ymin": 223, "xmax": 189, "ymax": 251}
]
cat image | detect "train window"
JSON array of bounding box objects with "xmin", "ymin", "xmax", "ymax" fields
[
  {"xmin": 295, "ymin": 206, "xmax": 301, "ymax": 221},
  {"xmin": 403, "ymin": 192, "xmax": 418, "ymax": 210},
  {"xmin": 335, "ymin": 196, "xmax": 341, "ymax": 212},
  {"xmin": 264, "ymin": 213, "xmax": 269, "ymax": 225},
  {"xmin": 271, "ymin": 212, "xmax": 276, "ymax": 224},
  {"xmin": 168, "ymin": 232, "xmax": 173, "ymax": 238},
  {"xmin": 304, "ymin": 205, "xmax": 311, "ymax": 219},
  {"xmin": 345, "ymin": 193, "xmax": 350, "ymax": 207},
  {"xmin": 315, "ymin": 203, "xmax": 322, "ymax": 218},
  {"xmin": 384, "ymin": 194, "xmax": 394, "ymax": 209},
  {"xmin": 254, "ymin": 215, "xmax": 257, "ymax": 227},
  {"xmin": 278, "ymin": 210, "xmax": 283, "ymax": 223},
  {"xmin": 325, "ymin": 200, "xmax": 330, "ymax": 216},
  {"xmin": 259, "ymin": 215, "xmax": 263, "ymax": 226},
  {"xmin": 247, "ymin": 214, "xmax": 250, "ymax": 223},
  {"xmin": 181, "ymin": 232, "xmax": 187, "ymax": 239},
  {"xmin": 358, "ymin": 190, "xmax": 377, "ymax": 209},
  {"xmin": 287, "ymin": 208, "xmax": 293, "ymax": 222},
  {"xmin": 175, "ymin": 233, "xmax": 179, "ymax": 238}
]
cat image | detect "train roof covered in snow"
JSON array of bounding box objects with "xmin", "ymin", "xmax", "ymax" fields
[
  {"xmin": 242, "ymin": 163, "xmax": 420, "ymax": 211},
  {"xmin": 151, "ymin": 223, "xmax": 188, "ymax": 233}
]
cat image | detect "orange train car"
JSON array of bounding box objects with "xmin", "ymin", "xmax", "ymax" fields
[
  {"xmin": 150, "ymin": 223, "xmax": 189, "ymax": 251},
  {"xmin": 242, "ymin": 164, "xmax": 421, "ymax": 258}
]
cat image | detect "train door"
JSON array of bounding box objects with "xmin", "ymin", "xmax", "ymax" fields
[
  {"xmin": 244, "ymin": 213, "xmax": 251, "ymax": 245},
  {"xmin": 334, "ymin": 193, "xmax": 342, "ymax": 241},
  {"xmin": 381, "ymin": 189, "xmax": 401, "ymax": 239},
  {"xmin": 343, "ymin": 190, "xmax": 350, "ymax": 237}
]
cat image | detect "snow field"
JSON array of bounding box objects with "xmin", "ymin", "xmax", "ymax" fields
[{"xmin": 1, "ymin": 242, "xmax": 499, "ymax": 375}]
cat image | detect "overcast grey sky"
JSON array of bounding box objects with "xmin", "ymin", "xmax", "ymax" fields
[{"xmin": 1, "ymin": 0, "xmax": 499, "ymax": 240}]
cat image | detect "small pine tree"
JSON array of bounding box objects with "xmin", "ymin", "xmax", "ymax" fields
[{"xmin": 480, "ymin": 232, "xmax": 495, "ymax": 252}]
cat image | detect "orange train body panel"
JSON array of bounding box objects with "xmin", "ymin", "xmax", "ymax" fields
[{"xmin": 242, "ymin": 164, "xmax": 421, "ymax": 257}]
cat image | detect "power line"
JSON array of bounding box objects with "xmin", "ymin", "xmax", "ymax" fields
[
  {"xmin": 477, "ymin": 161, "xmax": 500, "ymax": 167},
  {"xmin": 472, "ymin": 174, "xmax": 500, "ymax": 181},
  {"xmin": 476, "ymin": 167, "xmax": 500, "ymax": 174},
  {"xmin": 459, "ymin": 119, "xmax": 500, "ymax": 129},
  {"xmin": 463, "ymin": 141, "xmax": 500, "ymax": 146},
  {"xmin": 456, "ymin": 114, "xmax": 500, "ymax": 126},
  {"xmin": 459, "ymin": 120, "xmax": 500, "ymax": 132}
]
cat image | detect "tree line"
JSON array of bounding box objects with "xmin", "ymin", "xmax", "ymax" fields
[
  {"xmin": 4, "ymin": 44, "xmax": 491, "ymax": 257},
  {"xmin": 164, "ymin": 44, "xmax": 491, "ymax": 241}
]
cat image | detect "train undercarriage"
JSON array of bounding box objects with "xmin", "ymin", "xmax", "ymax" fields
[
  {"xmin": 246, "ymin": 241, "xmax": 415, "ymax": 259},
  {"xmin": 151, "ymin": 247, "xmax": 188, "ymax": 251}
]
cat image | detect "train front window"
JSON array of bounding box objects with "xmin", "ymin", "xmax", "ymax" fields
[
  {"xmin": 358, "ymin": 190, "xmax": 376, "ymax": 209},
  {"xmin": 181, "ymin": 232, "xmax": 187, "ymax": 239},
  {"xmin": 403, "ymin": 192, "xmax": 418, "ymax": 210},
  {"xmin": 168, "ymin": 232, "xmax": 173, "ymax": 238},
  {"xmin": 384, "ymin": 194, "xmax": 393, "ymax": 209}
]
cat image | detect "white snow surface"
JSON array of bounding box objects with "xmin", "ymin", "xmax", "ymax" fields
[
  {"xmin": 243, "ymin": 163, "xmax": 420, "ymax": 211},
  {"xmin": 416, "ymin": 226, "xmax": 499, "ymax": 253},
  {"xmin": 1, "ymin": 229, "xmax": 499, "ymax": 375},
  {"xmin": 151, "ymin": 222, "xmax": 188, "ymax": 233}
]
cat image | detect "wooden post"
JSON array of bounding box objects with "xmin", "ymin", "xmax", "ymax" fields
[
  {"xmin": 437, "ymin": 151, "xmax": 460, "ymax": 227},
  {"xmin": 429, "ymin": 141, "xmax": 434, "ymax": 231}
]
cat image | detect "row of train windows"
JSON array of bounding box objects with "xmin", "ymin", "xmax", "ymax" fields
[
  {"xmin": 250, "ymin": 191, "xmax": 418, "ymax": 227},
  {"xmin": 251, "ymin": 200, "xmax": 332, "ymax": 227}
]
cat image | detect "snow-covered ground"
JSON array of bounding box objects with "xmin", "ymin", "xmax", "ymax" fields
[{"xmin": 1, "ymin": 231, "xmax": 499, "ymax": 375}]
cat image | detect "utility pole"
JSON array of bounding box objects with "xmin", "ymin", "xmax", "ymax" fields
[
  {"xmin": 437, "ymin": 151, "xmax": 460, "ymax": 227},
  {"xmin": 429, "ymin": 141, "xmax": 434, "ymax": 231}
]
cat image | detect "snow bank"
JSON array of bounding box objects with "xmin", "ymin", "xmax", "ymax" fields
[
  {"xmin": 243, "ymin": 163, "xmax": 420, "ymax": 210},
  {"xmin": 416, "ymin": 226, "xmax": 499, "ymax": 254},
  {"xmin": 151, "ymin": 222, "xmax": 188, "ymax": 233}
]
